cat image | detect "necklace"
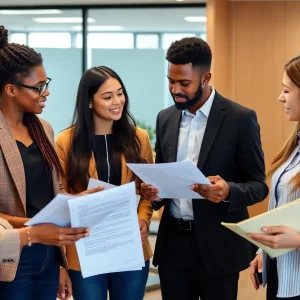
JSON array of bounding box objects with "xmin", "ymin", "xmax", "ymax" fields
[{"xmin": 104, "ymin": 135, "xmax": 110, "ymax": 183}]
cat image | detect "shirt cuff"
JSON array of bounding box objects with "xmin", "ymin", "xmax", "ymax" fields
[{"xmin": 223, "ymin": 188, "xmax": 231, "ymax": 203}]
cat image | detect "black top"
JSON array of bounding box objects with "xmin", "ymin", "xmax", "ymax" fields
[
  {"xmin": 94, "ymin": 135, "xmax": 121, "ymax": 186},
  {"xmin": 16, "ymin": 141, "xmax": 54, "ymax": 218}
]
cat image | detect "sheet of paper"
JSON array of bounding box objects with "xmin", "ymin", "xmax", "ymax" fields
[
  {"xmin": 68, "ymin": 182, "xmax": 145, "ymax": 278},
  {"xmin": 88, "ymin": 178, "xmax": 116, "ymax": 190},
  {"xmin": 127, "ymin": 160, "xmax": 211, "ymax": 199},
  {"xmin": 88, "ymin": 178, "xmax": 141, "ymax": 208},
  {"xmin": 25, "ymin": 194, "xmax": 76, "ymax": 227}
]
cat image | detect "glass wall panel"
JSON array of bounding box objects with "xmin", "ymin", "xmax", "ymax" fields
[
  {"xmin": 136, "ymin": 34, "xmax": 159, "ymax": 49},
  {"xmin": 28, "ymin": 32, "xmax": 72, "ymax": 48},
  {"xmin": 76, "ymin": 32, "xmax": 134, "ymax": 49}
]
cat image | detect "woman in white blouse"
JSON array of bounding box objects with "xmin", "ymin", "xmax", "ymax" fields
[{"xmin": 249, "ymin": 55, "xmax": 300, "ymax": 300}]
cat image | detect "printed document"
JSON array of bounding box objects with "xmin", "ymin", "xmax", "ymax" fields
[
  {"xmin": 68, "ymin": 182, "xmax": 145, "ymax": 277},
  {"xmin": 88, "ymin": 178, "xmax": 141, "ymax": 207}
]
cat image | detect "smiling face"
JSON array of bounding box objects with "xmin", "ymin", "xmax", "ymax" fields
[
  {"xmin": 278, "ymin": 71, "xmax": 300, "ymax": 121},
  {"xmin": 3, "ymin": 65, "xmax": 50, "ymax": 114},
  {"xmin": 90, "ymin": 77, "xmax": 125, "ymax": 122}
]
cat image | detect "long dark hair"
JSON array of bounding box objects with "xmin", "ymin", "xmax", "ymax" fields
[
  {"xmin": 67, "ymin": 66, "xmax": 143, "ymax": 191},
  {"xmin": 0, "ymin": 25, "xmax": 64, "ymax": 177}
]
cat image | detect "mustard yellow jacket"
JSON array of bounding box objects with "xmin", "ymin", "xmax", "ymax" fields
[{"xmin": 55, "ymin": 127, "xmax": 153, "ymax": 271}]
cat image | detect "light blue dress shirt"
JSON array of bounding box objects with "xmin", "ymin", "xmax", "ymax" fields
[{"xmin": 169, "ymin": 87, "xmax": 215, "ymax": 220}]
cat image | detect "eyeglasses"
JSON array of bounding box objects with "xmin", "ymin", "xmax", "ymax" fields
[{"xmin": 14, "ymin": 77, "xmax": 52, "ymax": 96}]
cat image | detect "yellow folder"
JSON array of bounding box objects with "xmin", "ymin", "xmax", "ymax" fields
[{"xmin": 221, "ymin": 199, "xmax": 300, "ymax": 258}]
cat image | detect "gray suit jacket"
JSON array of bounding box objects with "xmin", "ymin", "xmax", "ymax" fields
[{"xmin": 0, "ymin": 218, "xmax": 20, "ymax": 265}]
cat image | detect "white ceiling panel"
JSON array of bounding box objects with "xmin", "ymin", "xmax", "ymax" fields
[
  {"xmin": 0, "ymin": 0, "xmax": 205, "ymax": 6},
  {"xmin": 0, "ymin": 7, "xmax": 206, "ymax": 32}
]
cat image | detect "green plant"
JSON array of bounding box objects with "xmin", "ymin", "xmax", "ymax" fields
[{"xmin": 136, "ymin": 120, "xmax": 156, "ymax": 148}]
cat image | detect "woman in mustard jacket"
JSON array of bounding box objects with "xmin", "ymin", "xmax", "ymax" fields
[{"xmin": 56, "ymin": 66, "xmax": 153, "ymax": 300}]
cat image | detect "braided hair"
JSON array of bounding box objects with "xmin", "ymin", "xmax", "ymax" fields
[{"xmin": 0, "ymin": 25, "xmax": 64, "ymax": 177}]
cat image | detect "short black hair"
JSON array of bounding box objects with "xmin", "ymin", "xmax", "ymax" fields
[{"xmin": 166, "ymin": 37, "xmax": 212, "ymax": 71}]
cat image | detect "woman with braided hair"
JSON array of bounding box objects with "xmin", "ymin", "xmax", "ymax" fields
[{"xmin": 0, "ymin": 25, "xmax": 101, "ymax": 299}]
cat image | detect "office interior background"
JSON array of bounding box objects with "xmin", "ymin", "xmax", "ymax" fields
[
  {"xmin": 0, "ymin": 1, "xmax": 205, "ymax": 139},
  {"xmin": 1, "ymin": 0, "xmax": 300, "ymax": 299}
]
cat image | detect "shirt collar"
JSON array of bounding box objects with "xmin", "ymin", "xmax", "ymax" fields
[{"xmin": 183, "ymin": 86, "xmax": 215, "ymax": 118}]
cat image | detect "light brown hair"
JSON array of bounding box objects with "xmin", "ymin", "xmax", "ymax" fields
[{"xmin": 268, "ymin": 56, "xmax": 300, "ymax": 192}]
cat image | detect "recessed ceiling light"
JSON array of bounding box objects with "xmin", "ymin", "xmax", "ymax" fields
[
  {"xmin": 0, "ymin": 9, "xmax": 62, "ymax": 15},
  {"xmin": 72, "ymin": 25, "xmax": 124, "ymax": 31},
  {"xmin": 176, "ymin": 0, "xmax": 184, "ymax": 2},
  {"xmin": 184, "ymin": 16, "xmax": 207, "ymax": 22},
  {"xmin": 33, "ymin": 17, "xmax": 95, "ymax": 23}
]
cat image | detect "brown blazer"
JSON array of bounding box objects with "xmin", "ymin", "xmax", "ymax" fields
[
  {"xmin": 0, "ymin": 218, "xmax": 20, "ymax": 266},
  {"xmin": 0, "ymin": 110, "xmax": 66, "ymax": 282},
  {"xmin": 56, "ymin": 126, "xmax": 154, "ymax": 271}
]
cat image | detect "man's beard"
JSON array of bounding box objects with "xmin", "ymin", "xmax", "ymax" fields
[{"xmin": 172, "ymin": 83, "xmax": 203, "ymax": 111}]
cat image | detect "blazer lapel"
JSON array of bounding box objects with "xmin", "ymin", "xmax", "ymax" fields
[
  {"xmin": 197, "ymin": 93, "xmax": 226, "ymax": 170},
  {"xmin": 168, "ymin": 107, "xmax": 182, "ymax": 162},
  {"xmin": 0, "ymin": 111, "xmax": 26, "ymax": 213},
  {"xmin": 121, "ymin": 155, "xmax": 133, "ymax": 184}
]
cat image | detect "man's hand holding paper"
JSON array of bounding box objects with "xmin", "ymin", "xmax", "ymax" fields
[
  {"xmin": 139, "ymin": 168, "xmax": 230, "ymax": 204},
  {"xmin": 191, "ymin": 175, "xmax": 230, "ymax": 203},
  {"xmin": 140, "ymin": 184, "xmax": 160, "ymax": 201},
  {"xmin": 127, "ymin": 161, "xmax": 211, "ymax": 199}
]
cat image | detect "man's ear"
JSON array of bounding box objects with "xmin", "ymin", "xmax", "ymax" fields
[{"xmin": 202, "ymin": 72, "xmax": 212, "ymax": 85}]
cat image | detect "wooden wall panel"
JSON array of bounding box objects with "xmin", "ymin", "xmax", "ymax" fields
[
  {"xmin": 207, "ymin": 1, "xmax": 300, "ymax": 217},
  {"xmin": 207, "ymin": 0, "xmax": 231, "ymax": 97},
  {"xmin": 283, "ymin": 2, "xmax": 300, "ymax": 140}
]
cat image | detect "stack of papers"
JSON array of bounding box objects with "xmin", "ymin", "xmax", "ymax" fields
[{"xmin": 26, "ymin": 180, "xmax": 144, "ymax": 277}]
